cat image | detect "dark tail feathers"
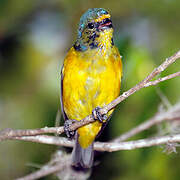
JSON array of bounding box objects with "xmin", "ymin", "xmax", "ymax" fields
[{"xmin": 72, "ymin": 133, "xmax": 94, "ymax": 168}]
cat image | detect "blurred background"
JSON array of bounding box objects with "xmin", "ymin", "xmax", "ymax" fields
[{"xmin": 0, "ymin": 0, "xmax": 180, "ymax": 179}]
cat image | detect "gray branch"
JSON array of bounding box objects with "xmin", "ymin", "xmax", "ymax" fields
[{"xmin": 0, "ymin": 50, "xmax": 180, "ymax": 142}]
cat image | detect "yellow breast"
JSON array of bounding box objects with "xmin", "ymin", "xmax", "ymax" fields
[{"xmin": 62, "ymin": 46, "xmax": 122, "ymax": 148}]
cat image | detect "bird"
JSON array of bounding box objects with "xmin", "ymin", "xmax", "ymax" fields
[{"xmin": 60, "ymin": 8, "xmax": 122, "ymax": 168}]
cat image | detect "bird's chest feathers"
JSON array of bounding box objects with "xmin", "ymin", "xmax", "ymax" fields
[
  {"xmin": 78, "ymin": 52, "xmax": 110, "ymax": 92},
  {"xmin": 63, "ymin": 45, "xmax": 121, "ymax": 120}
]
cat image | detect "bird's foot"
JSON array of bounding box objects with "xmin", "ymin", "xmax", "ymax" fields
[
  {"xmin": 64, "ymin": 119, "xmax": 77, "ymax": 138},
  {"xmin": 92, "ymin": 106, "xmax": 108, "ymax": 123}
]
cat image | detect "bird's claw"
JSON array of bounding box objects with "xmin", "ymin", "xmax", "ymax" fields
[
  {"xmin": 64, "ymin": 119, "xmax": 77, "ymax": 138},
  {"xmin": 92, "ymin": 106, "xmax": 107, "ymax": 123}
]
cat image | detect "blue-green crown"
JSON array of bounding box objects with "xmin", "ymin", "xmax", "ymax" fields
[{"xmin": 78, "ymin": 8, "xmax": 109, "ymax": 38}]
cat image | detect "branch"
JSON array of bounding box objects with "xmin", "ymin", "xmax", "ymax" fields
[
  {"xmin": 95, "ymin": 134, "xmax": 180, "ymax": 152},
  {"xmin": 16, "ymin": 162, "xmax": 65, "ymax": 180},
  {"xmin": 144, "ymin": 71, "xmax": 180, "ymax": 87},
  {"xmin": 113, "ymin": 102, "xmax": 180, "ymax": 142},
  {"xmin": 9, "ymin": 101, "xmax": 180, "ymax": 180},
  {"xmin": 0, "ymin": 50, "xmax": 180, "ymax": 142},
  {"xmin": 13, "ymin": 135, "xmax": 74, "ymax": 147},
  {"xmin": 11, "ymin": 134, "xmax": 180, "ymax": 152},
  {"xmin": 16, "ymin": 150, "xmax": 90, "ymax": 180},
  {"xmin": 9, "ymin": 101, "xmax": 179, "ymax": 146},
  {"xmin": 101, "ymin": 50, "xmax": 180, "ymax": 114},
  {"xmin": 15, "ymin": 134, "xmax": 180, "ymax": 180},
  {"xmin": 0, "ymin": 127, "xmax": 64, "ymax": 141}
]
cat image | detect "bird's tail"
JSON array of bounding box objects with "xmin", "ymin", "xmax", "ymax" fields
[{"xmin": 72, "ymin": 133, "xmax": 94, "ymax": 168}]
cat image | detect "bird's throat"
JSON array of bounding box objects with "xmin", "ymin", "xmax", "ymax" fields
[{"xmin": 74, "ymin": 29, "xmax": 114, "ymax": 53}]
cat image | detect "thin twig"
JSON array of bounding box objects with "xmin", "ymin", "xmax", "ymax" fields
[
  {"xmin": 13, "ymin": 135, "xmax": 74, "ymax": 147},
  {"xmin": 16, "ymin": 151, "xmax": 71, "ymax": 180},
  {"xmin": 11, "ymin": 134, "xmax": 180, "ymax": 152},
  {"xmin": 113, "ymin": 103, "xmax": 180, "ymax": 142},
  {"xmin": 0, "ymin": 127, "xmax": 64, "ymax": 141},
  {"xmin": 156, "ymin": 88, "xmax": 172, "ymax": 109},
  {"xmin": 144, "ymin": 71, "xmax": 180, "ymax": 87},
  {"xmin": 94, "ymin": 134, "xmax": 180, "ymax": 152},
  {"xmin": 101, "ymin": 50, "xmax": 180, "ymax": 114},
  {"xmin": 16, "ymin": 163, "xmax": 64, "ymax": 180},
  {"xmin": 16, "ymin": 150, "xmax": 90, "ymax": 180}
]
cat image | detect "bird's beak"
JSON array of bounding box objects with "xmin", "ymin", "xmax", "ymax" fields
[{"xmin": 98, "ymin": 18, "xmax": 113, "ymax": 30}]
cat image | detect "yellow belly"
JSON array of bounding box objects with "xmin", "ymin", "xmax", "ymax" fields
[{"xmin": 62, "ymin": 47, "xmax": 122, "ymax": 148}]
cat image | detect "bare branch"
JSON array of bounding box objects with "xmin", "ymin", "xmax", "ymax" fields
[
  {"xmin": 156, "ymin": 88, "xmax": 172, "ymax": 109},
  {"xmin": 113, "ymin": 103, "xmax": 180, "ymax": 142},
  {"xmin": 0, "ymin": 127, "xmax": 64, "ymax": 141},
  {"xmin": 15, "ymin": 133, "xmax": 180, "ymax": 180},
  {"xmin": 0, "ymin": 50, "xmax": 179, "ymax": 143},
  {"xmin": 13, "ymin": 135, "xmax": 74, "ymax": 147},
  {"xmin": 16, "ymin": 150, "xmax": 90, "ymax": 180},
  {"xmin": 144, "ymin": 71, "xmax": 180, "ymax": 87},
  {"xmin": 16, "ymin": 162, "xmax": 65, "ymax": 180},
  {"xmin": 10, "ymin": 134, "xmax": 180, "ymax": 152},
  {"xmin": 94, "ymin": 134, "xmax": 180, "ymax": 152},
  {"xmin": 101, "ymin": 50, "xmax": 180, "ymax": 114},
  {"xmin": 8, "ymin": 102, "xmax": 178, "ymax": 148}
]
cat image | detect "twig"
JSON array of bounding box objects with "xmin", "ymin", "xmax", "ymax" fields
[
  {"xmin": 144, "ymin": 71, "xmax": 180, "ymax": 87},
  {"xmin": 101, "ymin": 50, "xmax": 180, "ymax": 114},
  {"xmin": 113, "ymin": 102, "xmax": 180, "ymax": 142},
  {"xmin": 94, "ymin": 134, "xmax": 180, "ymax": 152},
  {"xmin": 16, "ymin": 162, "xmax": 65, "ymax": 180},
  {"xmin": 16, "ymin": 151, "xmax": 71, "ymax": 180},
  {"xmin": 16, "ymin": 150, "xmax": 90, "ymax": 180},
  {"xmin": 0, "ymin": 127, "xmax": 64, "ymax": 141},
  {"xmin": 11, "ymin": 134, "xmax": 180, "ymax": 152},
  {"xmin": 156, "ymin": 88, "xmax": 172, "ymax": 109},
  {"xmin": 13, "ymin": 135, "xmax": 74, "ymax": 147},
  {"xmin": 0, "ymin": 51, "xmax": 179, "ymax": 142}
]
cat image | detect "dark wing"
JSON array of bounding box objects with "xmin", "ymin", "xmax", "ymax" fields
[
  {"xmin": 96, "ymin": 114, "xmax": 112, "ymax": 139},
  {"xmin": 60, "ymin": 65, "xmax": 68, "ymax": 121}
]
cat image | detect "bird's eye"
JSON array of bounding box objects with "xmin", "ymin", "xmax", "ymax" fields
[{"xmin": 88, "ymin": 23, "xmax": 94, "ymax": 29}]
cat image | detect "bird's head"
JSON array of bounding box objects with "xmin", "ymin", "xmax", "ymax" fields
[{"xmin": 74, "ymin": 8, "xmax": 114, "ymax": 51}]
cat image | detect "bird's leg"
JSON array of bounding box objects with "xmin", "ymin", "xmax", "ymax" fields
[
  {"xmin": 92, "ymin": 106, "xmax": 108, "ymax": 123},
  {"xmin": 64, "ymin": 119, "xmax": 78, "ymax": 138}
]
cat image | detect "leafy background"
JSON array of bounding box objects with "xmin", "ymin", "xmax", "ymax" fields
[{"xmin": 0, "ymin": 0, "xmax": 180, "ymax": 179}]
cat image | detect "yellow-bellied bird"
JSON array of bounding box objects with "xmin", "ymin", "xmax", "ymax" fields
[{"xmin": 61, "ymin": 8, "xmax": 122, "ymax": 168}]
